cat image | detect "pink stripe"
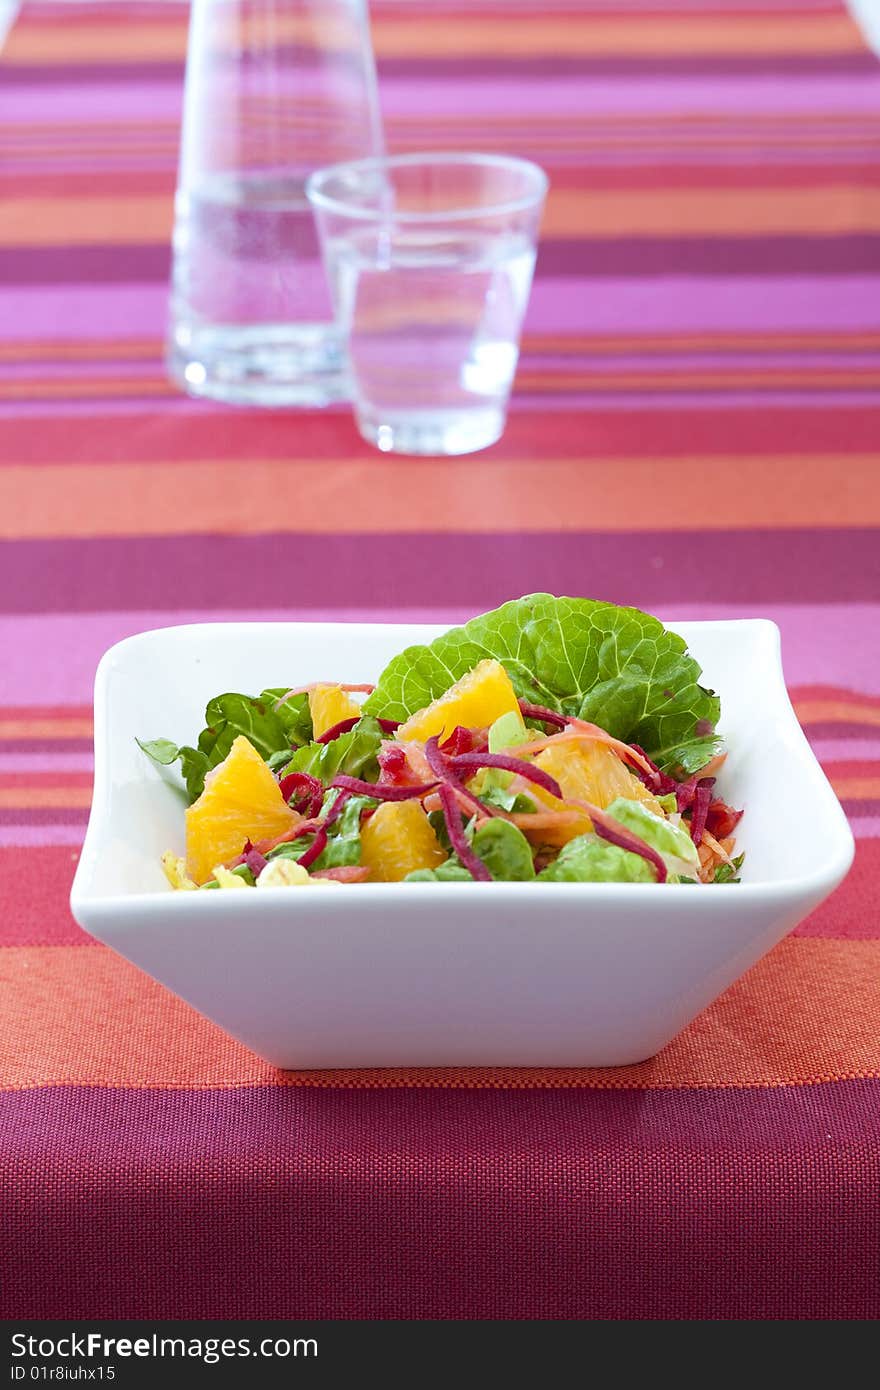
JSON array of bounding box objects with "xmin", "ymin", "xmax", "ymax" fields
[
  {"xmin": 0, "ymin": 825, "xmax": 85, "ymax": 848},
  {"xmin": 0, "ymin": 752, "xmax": 94, "ymax": 773},
  {"xmin": 381, "ymin": 75, "xmax": 880, "ymax": 118},
  {"xmin": 850, "ymin": 817, "xmax": 880, "ymax": 838},
  {"xmin": 0, "ymin": 286, "xmax": 166, "ymax": 341},
  {"xmin": 7, "ymin": 72, "xmax": 880, "ymax": 125},
  {"xmin": 0, "ymin": 361, "xmax": 166, "ymax": 382},
  {"xmin": 4, "ymin": 277, "xmax": 880, "ymax": 351},
  {"xmin": 3, "ymin": 604, "xmax": 880, "ymax": 707},
  {"xmin": 808, "ymin": 738, "xmax": 880, "ymax": 762}
]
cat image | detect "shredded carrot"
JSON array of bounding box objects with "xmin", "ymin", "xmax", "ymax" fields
[
  {"xmin": 509, "ymin": 810, "xmax": 582, "ymax": 830},
  {"xmin": 701, "ymin": 829, "xmax": 734, "ymax": 866},
  {"xmin": 273, "ymin": 682, "xmax": 374, "ymax": 709},
  {"xmin": 698, "ymin": 751, "xmax": 728, "ymax": 779}
]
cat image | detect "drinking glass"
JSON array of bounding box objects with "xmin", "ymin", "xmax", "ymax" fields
[
  {"xmin": 306, "ymin": 153, "xmax": 548, "ymax": 454},
  {"xmin": 168, "ymin": 0, "xmax": 383, "ymax": 407}
]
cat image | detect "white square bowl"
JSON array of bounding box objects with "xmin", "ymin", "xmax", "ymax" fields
[{"xmin": 70, "ymin": 619, "xmax": 854, "ymax": 1069}]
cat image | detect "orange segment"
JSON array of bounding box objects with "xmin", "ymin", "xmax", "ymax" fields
[
  {"xmin": 309, "ymin": 684, "xmax": 362, "ymax": 739},
  {"xmin": 358, "ymin": 800, "xmax": 446, "ymax": 882},
  {"xmin": 529, "ymin": 739, "xmax": 666, "ymax": 847},
  {"xmin": 397, "ymin": 659, "xmax": 520, "ymax": 743},
  {"xmin": 185, "ymin": 735, "xmax": 301, "ymax": 885}
]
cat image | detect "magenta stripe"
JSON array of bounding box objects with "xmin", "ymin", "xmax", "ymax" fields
[
  {"xmin": 2, "ymin": 529, "xmax": 878, "ymax": 617},
  {"xmin": 5, "ymin": 53, "xmax": 878, "ymax": 87},
  {"xmin": 2, "ymin": 1082, "xmax": 879, "ymax": 1319},
  {"xmin": 0, "ymin": 246, "xmax": 170, "ymax": 287},
  {"xmin": 0, "ymin": 808, "xmax": 88, "ymax": 826},
  {"xmin": 7, "ymin": 236, "xmax": 880, "ymax": 287}
]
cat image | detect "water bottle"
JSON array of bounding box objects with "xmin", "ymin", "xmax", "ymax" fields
[{"xmin": 167, "ymin": 0, "xmax": 383, "ymax": 407}]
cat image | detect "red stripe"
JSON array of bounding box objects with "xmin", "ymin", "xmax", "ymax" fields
[{"xmin": 2, "ymin": 408, "xmax": 879, "ymax": 466}]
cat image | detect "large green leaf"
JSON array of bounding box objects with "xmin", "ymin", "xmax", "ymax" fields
[{"xmin": 364, "ymin": 593, "xmax": 720, "ymax": 773}]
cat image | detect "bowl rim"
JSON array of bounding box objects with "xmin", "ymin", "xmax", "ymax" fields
[{"xmin": 70, "ymin": 617, "xmax": 855, "ymax": 916}]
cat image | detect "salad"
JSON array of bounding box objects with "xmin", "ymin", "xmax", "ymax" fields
[{"xmin": 140, "ymin": 595, "xmax": 743, "ymax": 890}]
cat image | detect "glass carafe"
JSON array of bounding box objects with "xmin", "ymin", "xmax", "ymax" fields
[{"xmin": 167, "ymin": 0, "xmax": 383, "ymax": 407}]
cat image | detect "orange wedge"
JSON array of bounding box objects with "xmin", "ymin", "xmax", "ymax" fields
[
  {"xmin": 529, "ymin": 739, "xmax": 666, "ymax": 847},
  {"xmin": 185, "ymin": 734, "xmax": 301, "ymax": 885},
  {"xmin": 309, "ymin": 683, "xmax": 363, "ymax": 740},
  {"xmin": 397, "ymin": 659, "xmax": 520, "ymax": 744},
  {"xmin": 358, "ymin": 800, "xmax": 446, "ymax": 882}
]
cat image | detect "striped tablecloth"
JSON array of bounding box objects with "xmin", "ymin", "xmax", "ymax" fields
[{"xmin": 2, "ymin": 0, "xmax": 880, "ymax": 1320}]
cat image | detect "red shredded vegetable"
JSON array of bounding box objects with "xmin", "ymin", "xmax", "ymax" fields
[
  {"xmin": 437, "ymin": 784, "xmax": 490, "ymax": 881},
  {"xmin": 689, "ymin": 779, "xmax": 715, "ymax": 846},
  {"xmin": 424, "ymin": 736, "xmax": 498, "ymax": 820},
  {"xmin": 317, "ymin": 716, "xmax": 400, "ymax": 744},
  {"xmin": 517, "ymin": 700, "xmax": 567, "ymax": 729},
  {"xmin": 450, "ymin": 750, "xmax": 563, "ymax": 801},
  {"xmin": 277, "ymin": 770, "xmax": 324, "ymax": 818},
  {"xmin": 330, "ymin": 773, "xmax": 438, "ymax": 801}
]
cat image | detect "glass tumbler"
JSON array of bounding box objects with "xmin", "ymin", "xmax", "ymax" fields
[
  {"xmin": 306, "ymin": 153, "xmax": 548, "ymax": 455},
  {"xmin": 168, "ymin": 0, "xmax": 383, "ymax": 407}
]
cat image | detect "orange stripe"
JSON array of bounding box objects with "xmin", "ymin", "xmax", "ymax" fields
[
  {"xmin": 0, "ymin": 719, "xmax": 93, "ymax": 740},
  {"xmin": 5, "ymin": 370, "xmax": 880, "ymax": 403},
  {"xmin": 0, "ymin": 380, "xmax": 175, "ymax": 401},
  {"xmin": 828, "ymin": 778, "xmax": 880, "ymax": 800},
  {"xmin": 1, "ymin": 455, "xmax": 878, "ymax": 541},
  {"xmin": 2, "ymin": 332, "xmax": 879, "ymax": 365},
  {"xmin": 514, "ymin": 370, "xmax": 880, "ymax": 391},
  {"xmin": 0, "ymin": 788, "xmax": 92, "ymax": 809},
  {"xmin": 1, "ymin": 937, "xmax": 878, "ymax": 1091},
  {"xmin": 2, "ymin": 14, "xmax": 863, "ymax": 62},
  {"xmin": 6, "ymin": 186, "xmax": 880, "ymax": 246},
  {"xmin": 795, "ymin": 702, "xmax": 880, "ymax": 729},
  {"xmin": 0, "ymin": 772, "xmax": 92, "ymax": 788}
]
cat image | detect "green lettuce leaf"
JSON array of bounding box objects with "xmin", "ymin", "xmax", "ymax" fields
[
  {"xmin": 364, "ymin": 593, "xmax": 720, "ymax": 773},
  {"xmin": 139, "ymin": 687, "xmax": 309, "ymax": 804},
  {"xmin": 267, "ymin": 794, "xmax": 374, "ymax": 871},
  {"xmin": 712, "ymin": 852, "xmax": 745, "ymax": 884},
  {"xmin": 405, "ymin": 863, "xmax": 473, "ymax": 882},
  {"xmin": 537, "ymin": 835, "xmax": 656, "ymax": 883},
  {"xmin": 136, "ymin": 738, "xmax": 210, "ymax": 804},
  {"xmin": 406, "ymin": 818, "xmax": 535, "ymax": 882},
  {"xmin": 280, "ymin": 716, "xmax": 383, "ymax": 785},
  {"xmin": 605, "ymin": 797, "xmax": 700, "ymax": 879}
]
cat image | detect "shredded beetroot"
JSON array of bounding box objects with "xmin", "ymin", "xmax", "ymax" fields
[
  {"xmin": 518, "ymin": 700, "xmax": 567, "ymax": 729},
  {"xmin": 706, "ymin": 798, "xmax": 742, "ymax": 841},
  {"xmin": 689, "ymin": 779, "xmax": 714, "ymax": 846},
  {"xmin": 439, "ymin": 725, "xmax": 488, "ymax": 757},
  {"xmin": 424, "ymin": 737, "xmax": 498, "ymax": 820},
  {"xmin": 330, "ymin": 773, "xmax": 437, "ymax": 801},
  {"xmin": 317, "ymin": 715, "xmax": 400, "ymax": 745},
  {"xmin": 591, "ymin": 812, "xmax": 667, "ymax": 883},
  {"xmin": 322, "ymin": 788, "xmax": 350, "ymax": 828},
  {"xmin": 312, "ymin": 865, "xmax": 371, "ymax": 882},
  {"xmin": 450, "ymin": 750, "xmax": 564, "ymax": 802},
  {"xmin": 245, "ymin": 847, "xmax": 268, "ymax": 878},
  {"xmin": 438, "ymin": 784, "xmax": 490, "ymax": 881},
  {"xmin": 675, "ymin": 777, "xmax": 698, "ymax": 813},
  {"xmin": 295, "ymin": 825, "xmax": 328, "ymax": 870},
  {"xmin": 277, "ymin": 770, "xmax": 324, "ymax": 818},
  {"xmin": 629, "ymin": 743, "xmax": 676, "ymax": 795}
]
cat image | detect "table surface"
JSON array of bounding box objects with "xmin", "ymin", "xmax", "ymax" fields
[{"xmin": 2, "ymin": 0, "xmax": 880, "ymax": 1320}]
